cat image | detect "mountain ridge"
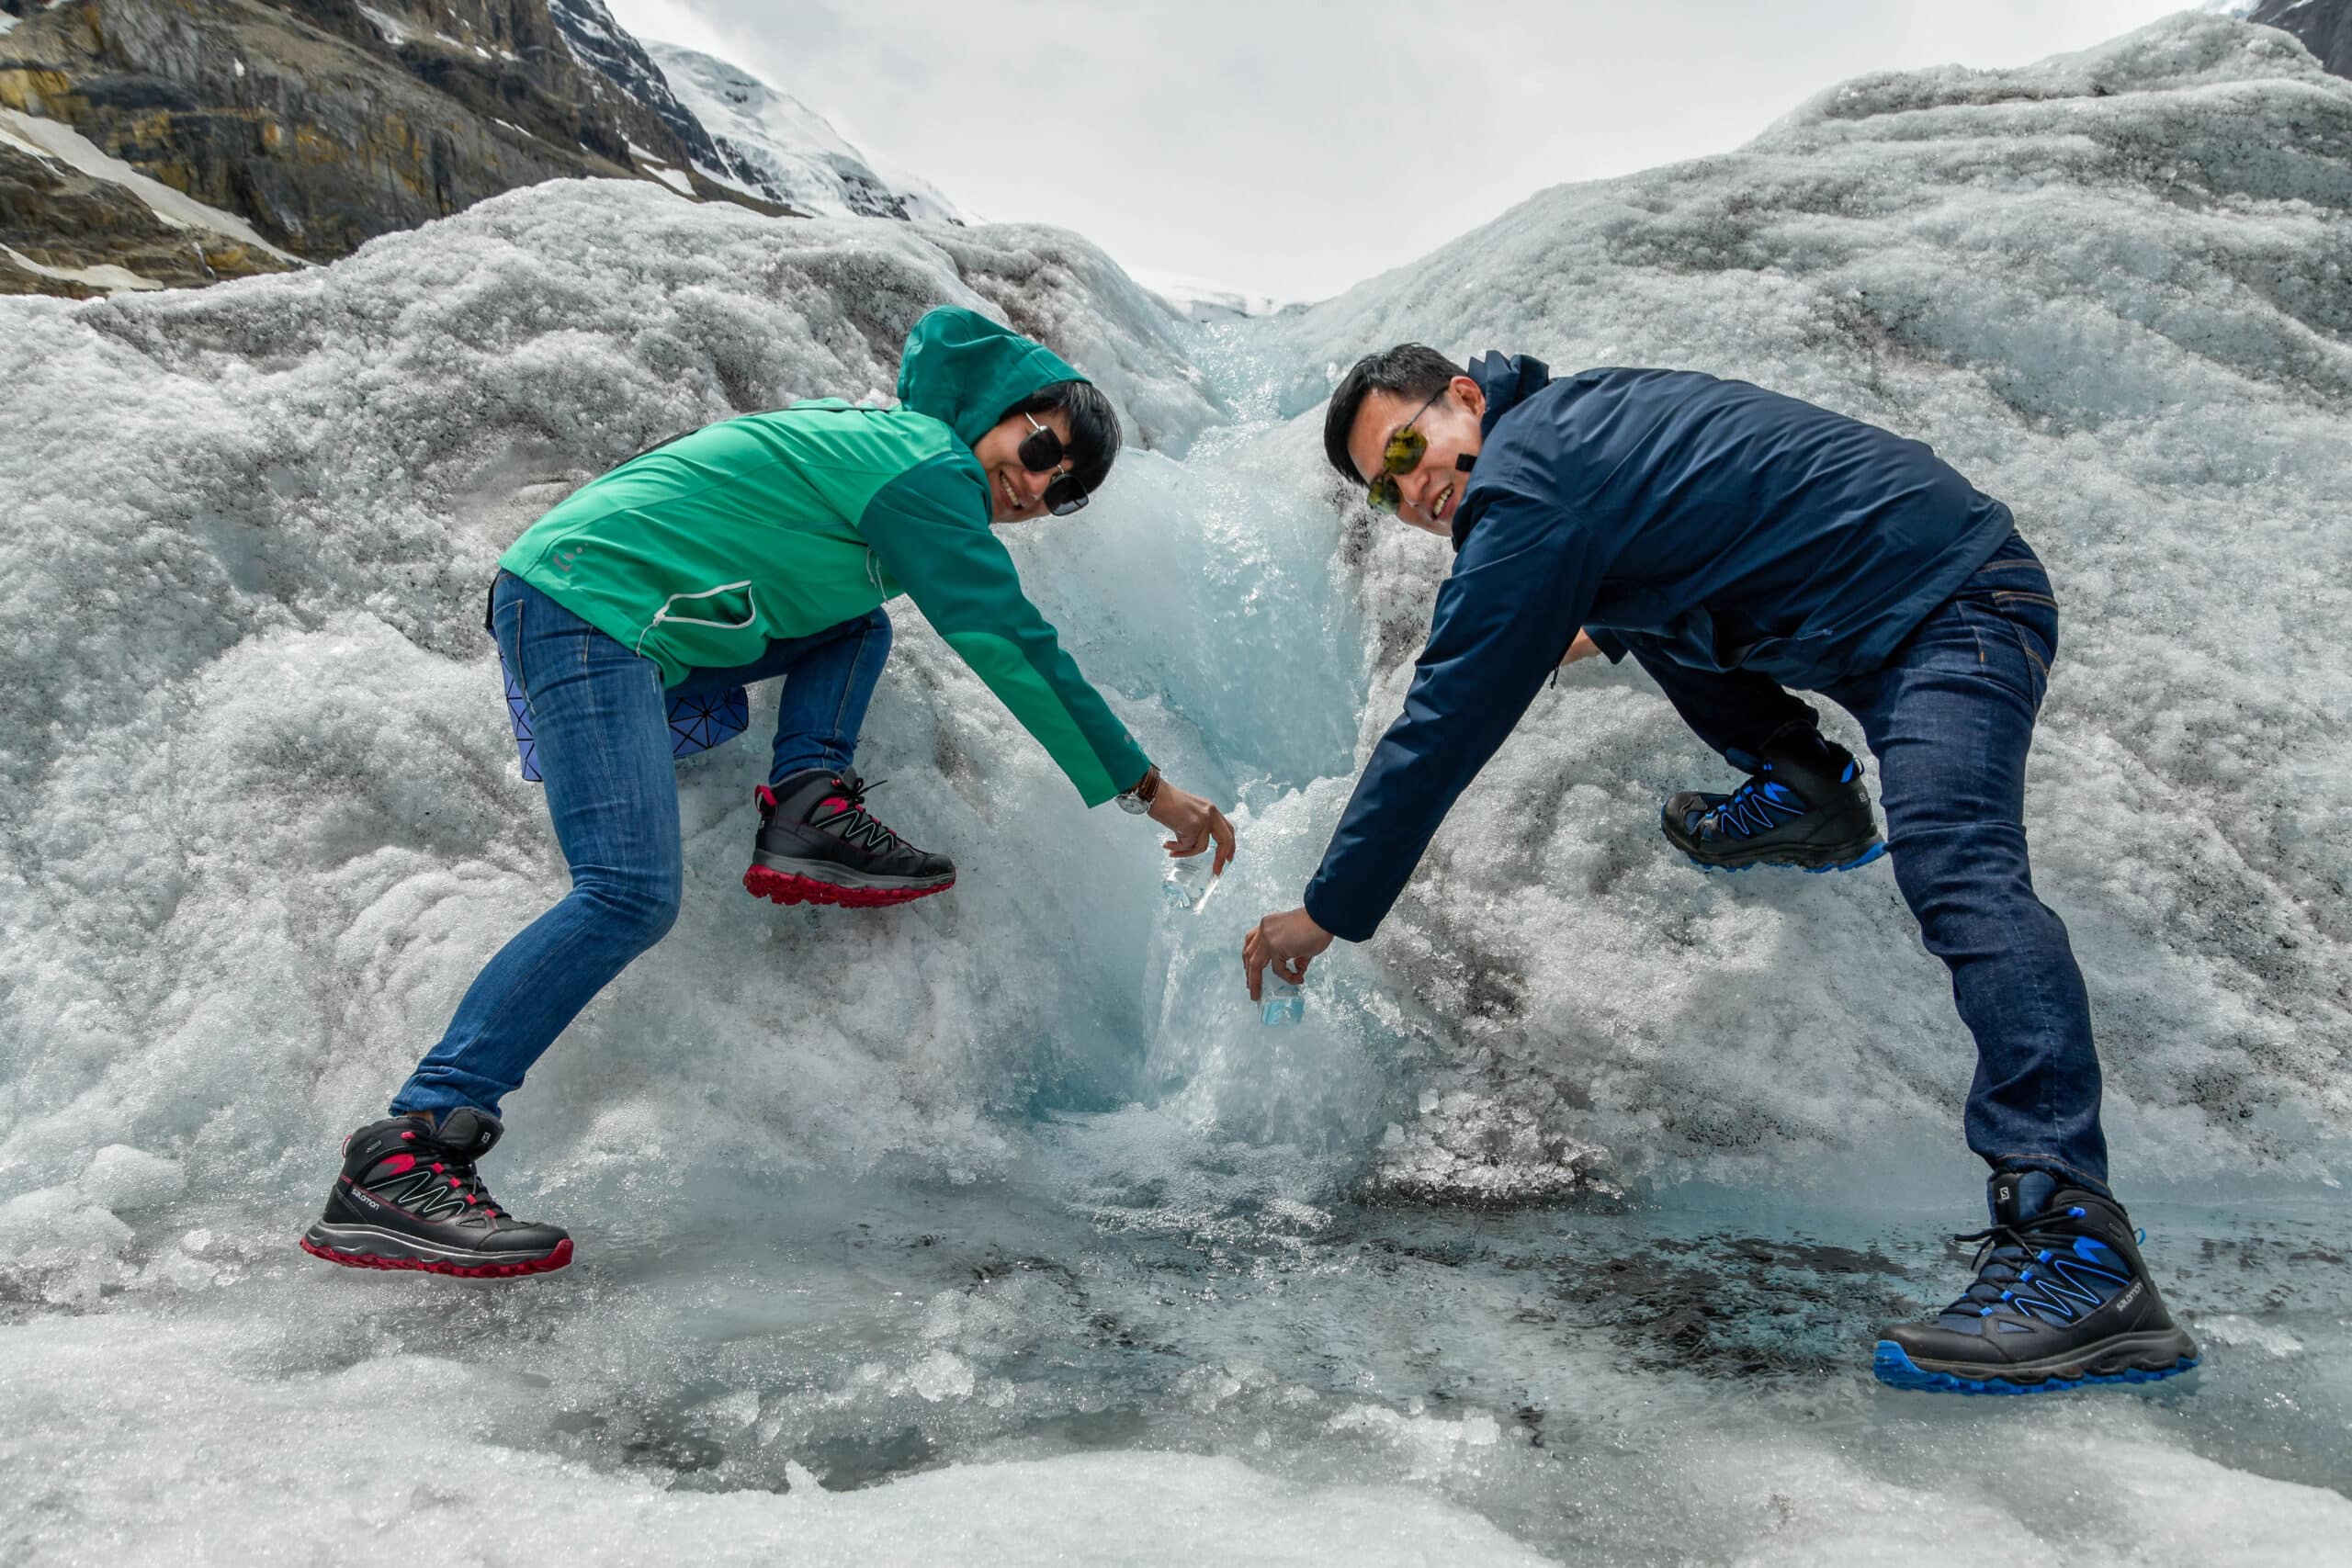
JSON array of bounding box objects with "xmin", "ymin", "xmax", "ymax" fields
[{"xmin": 0, "ymin": 0, "xmax": 959, "ymax": 296}]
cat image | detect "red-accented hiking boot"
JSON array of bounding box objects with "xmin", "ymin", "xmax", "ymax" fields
[
  {"xmin": 300, "ymin": 1109, "xmax": 571, "ymax": 1279},
  {"xmin": 743, "ymin": 767, "xmax": 956, "ymax": 908}
]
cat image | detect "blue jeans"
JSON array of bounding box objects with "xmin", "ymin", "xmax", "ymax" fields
[
  {"xmin": 391, "ymin": 574, "xmax": 891, "ymax": 1119},
  {"xmin": 1631, "ymin": 532, "xmax": 2108, "ymax": 1195}
]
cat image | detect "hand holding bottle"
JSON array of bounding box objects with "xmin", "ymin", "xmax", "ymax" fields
[
  {"xmin": 1149, "ymin": 781, "xmax": 1236, "ymax": 874},
  {"xmin": 1243, "ymin": 907, "xmax": 1333, "ymax": 1001}
]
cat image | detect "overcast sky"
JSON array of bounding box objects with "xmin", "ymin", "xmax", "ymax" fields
[{"xmin": 604, "ymin": 1, "xmax": 2203, "ymax": 303}]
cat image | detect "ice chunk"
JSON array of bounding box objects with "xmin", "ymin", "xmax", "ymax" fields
[
  {"xmin": 906, "ymin": 1348, "xmax": 977, "ymax": 1403},
  {"xmin": 81, "ymin": 1145, "xmax": 187, "ymax": 1213}
]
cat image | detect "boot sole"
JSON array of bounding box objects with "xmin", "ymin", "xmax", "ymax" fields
[
  {"xmin": 300, "ymin": 1222, "xmax": 572, "ymax": 1279},
  {"xmin": 743, "ymin": 862, "xmax": 955, "ymax": 908},
  {"xmin": 1872, "ymin": 1334, "xmax": 2199, "ymax": 1395},
  {"xmin": 1685, "ymin": 840, "xmax": 1889, "ymax": 874}
]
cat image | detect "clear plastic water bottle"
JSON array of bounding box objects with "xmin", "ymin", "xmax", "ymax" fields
[
  {"xmin": 1261, "ymin": 976, "xmax": 1305, "ymax": 1027},
  {"xmin": 1161, "ymin": 853, "xmax": 1211, "ymax": 911}
]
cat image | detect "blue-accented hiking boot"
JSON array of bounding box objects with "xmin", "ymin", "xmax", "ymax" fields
[
  {"xmin": 1661, "ymin": 729, "xmax": 1885, "ymax": 874},
  {"xmin": 1874, "ymin": 1174, "xmax": 2199, "ymax": 1395}
]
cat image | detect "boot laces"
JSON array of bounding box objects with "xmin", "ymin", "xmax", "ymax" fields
[
  {"xmin": 817, "ymin": 776, "xmax": 901, "ymax": 852},
  {"xmin": 439, "ymin": 1154, "xmax": 506, "ymax": 1218},
  {"xmin": 391, "ymin": 1127, "xmax": 506, "ymax": 1218},
  {"xmin": 1938, "ymin": 1205, "xmax": 2122, "ymax": 1325},
  {"xmin": 1702, "ymin": 774, "xmax": 1805, "ymax": 838}
]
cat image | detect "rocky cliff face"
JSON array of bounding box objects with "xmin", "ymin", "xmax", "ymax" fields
[
  {"xmin": 0, "ymin": 115, "xmax": 288, "ymax": 296},
  {"xmin": 0, "ymin": 0, "xmax": 787, "ymax": 296},
  {"xmin": 545, "ymin": 0, "xmax": 720, "ymax": 172},
  {"xmin": 2252, "ymin": 0, "xmax": 2352, "ymax": 79}
]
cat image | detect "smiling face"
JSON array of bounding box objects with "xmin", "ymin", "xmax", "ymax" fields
[
  {"xmin": 1344, "ymin": 376, "xmax": 1487, "ymax": 536},
  {"xmin": 971, "ymin": 407, "xmax": 1076, "ymax": 524}
]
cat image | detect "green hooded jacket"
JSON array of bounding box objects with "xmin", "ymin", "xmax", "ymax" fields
[{"xmin": 497, "ymin": 307, "xmax": 1151, "ymax": 807}]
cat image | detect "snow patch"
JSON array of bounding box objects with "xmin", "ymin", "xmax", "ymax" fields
[
  {"xmin": 0, "ymin": 107, "xmax": 300, "ymax": 263},
  {"xmin": 0, "ymin": 243, "xmax": 164, "ymax": 293},
  {"xmin": 625, "ymin": 141, "xmax": 695, "ymax": 196},
  {"xmin": 354, "ymin": 4, "xmax": 408, "ymax": 46}
]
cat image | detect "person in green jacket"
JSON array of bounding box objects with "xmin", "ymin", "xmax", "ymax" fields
[{"xmin": 299, "ymin": 307, "xmax": 1235, "ymax": 1279}]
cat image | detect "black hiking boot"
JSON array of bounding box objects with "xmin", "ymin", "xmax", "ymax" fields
[
  {"xmin": 1662, "ymin": 728, "xmax": 1886, "ymax": 873},
  {"xmin": 300, "ymin": 1109, "xmax": 572, "ymax": 1279},
  {"xmin": 743, "ymin": 767, "xmax": 956, "ymax": 908},
  {"xmin": 1874, "ymin": 1173, "xmax": 2199, "ymax": 1394}
]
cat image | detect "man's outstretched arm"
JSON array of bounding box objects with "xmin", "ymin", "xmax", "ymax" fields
[{"xmin": 1244, "ymin": 486, "xmax": 1610, "ymax": 998}]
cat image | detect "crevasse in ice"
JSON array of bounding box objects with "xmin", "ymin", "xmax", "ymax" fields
[{"xmin": 0, "ymin": 15, "xmax": 2346, "ymax": 1564}]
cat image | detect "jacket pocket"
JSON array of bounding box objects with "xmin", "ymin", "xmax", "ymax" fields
[
  {"xmin": 636, "ymin": 581, "xmax": 759, "ymax": 660},
  {"xmin": 1957, "ymin": 594, "xmax": 2054, "ymax": 711}
]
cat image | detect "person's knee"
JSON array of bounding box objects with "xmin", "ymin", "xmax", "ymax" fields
[
  {"xmin": 863, "ymin": 606, "xmax": 893, "ymax": 655},
  {"xmin": 639, "ymin": 876, "xmax": 684, "ymax": 944},
  {"xmin": 580, "ymin": 863, "xmax": 683, "ymax": 950}
]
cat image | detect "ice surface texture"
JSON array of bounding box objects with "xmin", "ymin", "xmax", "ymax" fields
[{"xmin": 1, "ymin": 13, "xmax": 2349, "ymax": 1562}]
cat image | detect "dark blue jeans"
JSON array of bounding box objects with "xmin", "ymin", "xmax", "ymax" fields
[
  {"xmin": 391, "ymin": 573, "xmax": 892, "ymax": 1119},
  {"xmin": 1632, "ymin": 532, "xmax": 2107, "ymax": 1195}
]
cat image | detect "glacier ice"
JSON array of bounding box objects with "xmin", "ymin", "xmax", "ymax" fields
[{"xmin": 0, "ymin": 12, "xmax": 2346, "ymax": 1563}]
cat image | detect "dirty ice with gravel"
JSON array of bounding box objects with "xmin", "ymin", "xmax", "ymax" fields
[{"xmin": 1, "ymin": 12, "xmax": 2347, "ymax": 1566}]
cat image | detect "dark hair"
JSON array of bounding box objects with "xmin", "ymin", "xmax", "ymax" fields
[
  {"xmin": 1323, "ymin": 344, "xmax": 1465, "ymax": 482},
  {"xmin": 1005, "ymin": 379, "xmax": 1123, "ymax": 502}
]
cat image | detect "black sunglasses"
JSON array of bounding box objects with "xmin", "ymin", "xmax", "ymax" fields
[
  {"xmin": 1364, "ymin": 386, "xmax": 1446, "ymax": 514},
  {"xmin": 1018, "ymin": 412, "xmax": 1092, "ymax": 516}
]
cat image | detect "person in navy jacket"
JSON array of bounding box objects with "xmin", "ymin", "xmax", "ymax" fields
[{"xmin": 1242, "ymin": 344, "xmax": 2199, "ymax": 1395}]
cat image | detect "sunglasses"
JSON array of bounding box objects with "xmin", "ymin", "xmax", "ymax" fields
[
  {"xmin": 1018, "ymin": 412, "xmax": 1092, "ymax": 516},
  {"xmin": 1364, "ymin": 387, "xmax": 1446, "ymax": 514}
]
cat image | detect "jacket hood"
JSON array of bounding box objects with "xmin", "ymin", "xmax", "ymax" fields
[
  {"xmin": 896, "ymin": 307, "xmax": 1090, "ymax": 449},
  {"xmin": 1468, "ymin": 350, "xmax": 1553, "ymax": 438},
  {"xmin": 1454, "ymin": 351, "xmax": 1555, "ymax": 548}
]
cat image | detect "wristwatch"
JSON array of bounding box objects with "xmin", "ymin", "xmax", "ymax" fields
[{"xmin": 1115, "ymin": 765, "xmax": 1162, "ymax": 816}]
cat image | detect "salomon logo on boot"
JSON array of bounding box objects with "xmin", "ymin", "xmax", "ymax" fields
[
  {"xmin": 300, "ymin": 1109, "xmax": 571, "ymax": 1279},
  {"xmin": 1661, "ymin": 728, "xmax": 1886, "ymax": 874},
  {"xmin": 1872, "ymin": 1177, "xmax": 2199, "ymax": 1394},
  {"xmin": 743, "ymin": 768, "xmax": 956, "ymax": 908}
]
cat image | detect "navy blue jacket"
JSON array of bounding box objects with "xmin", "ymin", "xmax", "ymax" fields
[{"xmin": 1302, "ymin": 355, "xmax": 2014, "ymax": 942}]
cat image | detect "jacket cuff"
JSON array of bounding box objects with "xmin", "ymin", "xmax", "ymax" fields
[
  {"xmin": 1587, "ymin": 628, "xmax": 1630, "ymax": 664},
  {"xmin": 1084, "ymin": 742, "xmax": 1154, "ymax": 808},
  {"xmin": 1302, "ymin": 882, "xmax": 1376, "ymax": 945}
]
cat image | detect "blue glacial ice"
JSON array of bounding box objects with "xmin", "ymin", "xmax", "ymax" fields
[{"xmin": 0, "ymin": 12, "xmax": 2346, "ymax": 1564}]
